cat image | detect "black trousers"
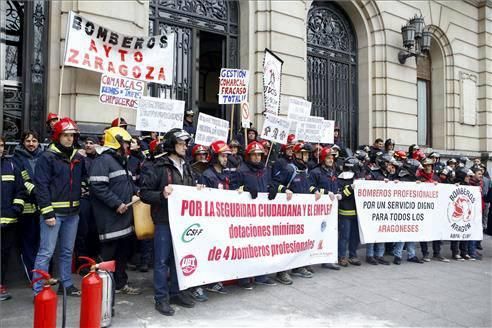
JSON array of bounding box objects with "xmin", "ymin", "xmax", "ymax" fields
[
  {"xmin": 1, "ymin": 224, "xmax": 17, "ymax": 285},
  {"xmin": 420, "ymin": 240, "xmax": 441, "ymax": 257},
  {"xmin": 100, "ymin": 236, "xmax": 132, "ymax": 290}
]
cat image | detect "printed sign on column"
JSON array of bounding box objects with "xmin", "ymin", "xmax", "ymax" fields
[
  {"xmin": 99, "ymin": 74, "xmax": 144, "ymax": 110},
  {"xmin": 262, "ymin": 49, "xmax": 284, "ymax": 116},
  {"xmin": 260, "ymin": 114, "xmax": 292, "ymax": 144},
  {"xmin": 168, "ymin": 185, "xmax": 338, "ymax": 290},
  {"xmin": 136, "ymin": 96, "xmax": 184, "ymax": 133},
  {"xmin": 194, "ymin": 113, "xmax": 229, "ymax": 146},
  {"xmin": 64, "ymin": 11, "xmax": 175, "ymax": 85},
  {"xmin": 218, "ymin": 69, "xmax": 249, "ymax": 104}
]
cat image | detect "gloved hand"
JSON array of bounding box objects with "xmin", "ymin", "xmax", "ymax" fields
[
  {"xmin": 328, "ymin": 192, "xmax": 335, "ymax": 201},
  {"xmin": 268, "ymin": 186, "xmax": 277, "ymax": 200},
  {"xmin": 336, "ymin": 194, "xmax": 342, "ymax": 201},
  {"xmin": 250, "ymin": 188, "xmax": 258, "ymax": 199}
]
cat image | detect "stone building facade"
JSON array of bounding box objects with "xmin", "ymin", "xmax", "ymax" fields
[{"xmin": 1, "ymin": 0, "xmax": 491, "ymax": 160}]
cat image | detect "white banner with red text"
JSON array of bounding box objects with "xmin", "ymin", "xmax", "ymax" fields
[
  {"xmin": 167, "ymin": 185, "xmax": 338, "ymax": 290},
  {"xmin": 354, "ymin": 180, "xmax": 483, "ymax": 243},
  {"xmin": 64, "ymin": 11, "xmax": 175, "ymax": 84}
]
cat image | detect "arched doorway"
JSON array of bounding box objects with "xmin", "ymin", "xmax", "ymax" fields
[
  {"xmin": 307, "ymin": 1, "xmax": 358, "ymax": 149},
  {"xmin": 1, "ymin": 0, "xmax": 49, "ymax": 141},
  {"xmin": 149, "ymin": 0, "xmax": 239, "ymax": 123}
]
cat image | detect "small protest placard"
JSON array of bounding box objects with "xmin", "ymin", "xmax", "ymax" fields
[
  {"xmin": 218, "ymin": 69, "xmax": 249, "ymax": 104},
  {"xmin": 320, "ymin": 120, "xmax": 335, "ymax": 144},
  {"xmin": 260, "ymin": 114, "xmax": 292, "ymax": 144},
  {"xmin": 195, "ymin": 113, "xmax": 229, "ymax": 146},
  {"xmin": 296, "ymin": 116, "xmax": 324, "ymax": 143},
  {"xmin": 287, "ymin": 97, "xmax": 311, "ymax": 133},
  {"xmin": 136, "ymin": 96, "xmax": 184, "ymax": 133},
  {"xmin": 263, "ymin": 49, "xmax": 283, "ymax": 116},
  {"xmin": 99, "ymin": 74, "xmax": 144, "ymax": 110},
  {"xmin": 241, "ymin": 101, "xmax": 251, "ymax": 129}
]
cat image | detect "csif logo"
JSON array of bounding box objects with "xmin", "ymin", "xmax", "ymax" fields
[{"xmin": 181, "ymin": 223, "xmax": 203, "ymax": 243}]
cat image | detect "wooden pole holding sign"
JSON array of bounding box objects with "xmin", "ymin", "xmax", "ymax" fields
[
  {"xmin": 57, "ymin": 64, "xmax": 65, "ymax": 117},
  {"xmin": 264, "ymin": 141, "xmax": 274, "ymax": 168},
  {"xmin": 230, "ymin": 104, "xmax": 236, "ymax": 142}
]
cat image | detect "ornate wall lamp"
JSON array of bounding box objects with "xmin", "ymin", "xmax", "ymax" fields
[{"xmin": 398, "ymin": 15, "xmax": 432, "ymax": 64}]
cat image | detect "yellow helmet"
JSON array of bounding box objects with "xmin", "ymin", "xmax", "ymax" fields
[{"xmin": 104, "ymin": 127, "xmax": 132, "ymax": 150}]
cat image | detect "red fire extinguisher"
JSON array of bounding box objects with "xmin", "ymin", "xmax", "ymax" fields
[
  {"xmin": 78, "ymin": 257, "xmax": 116, "ymax": 328},
  {"xmin": 32, "ymin": 269, "xmax": 58, "ymax": 328}
]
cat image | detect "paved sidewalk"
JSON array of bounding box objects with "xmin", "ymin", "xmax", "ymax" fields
[{"xmin": 1, "ymin": 236, "xmax": 491, "ymax": 327}]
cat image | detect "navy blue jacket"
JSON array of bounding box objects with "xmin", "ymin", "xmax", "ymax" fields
[
  {"xmin": 237, "ymin": 161, "xmax": 271, "ymax": 193},
  {"xmin": 12, "ymin": 144, "xmax": 44, "ymax": 214},
  {"xmin": 90, "ymin": 149, "xmax": 137, "ymax": 241},
  {"xmin": 33, "ymin": 144, "xmax": 83, "ymax": 220},
  {"xmin": 272, "ymin": 159, "xmax": 310, "ymax": 194},
  {"xmin": 200, "ymin": 166, "xmax": 230, "ymax": 189},
  {"xmin": 309, "ymin": 165, "xmax": 338, "ymax": 194},
  {"xmin": 1, "ymin": 156, "xmax": 25, "ymax": 224},
  {"xmin": 337, "ymin": 172, "xmax": 356, "ymax": 217}
]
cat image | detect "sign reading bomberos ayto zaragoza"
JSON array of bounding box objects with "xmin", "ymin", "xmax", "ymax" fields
[{"xmin": 64, "ymin": 11, "xmax": 175, "ymax": 85}]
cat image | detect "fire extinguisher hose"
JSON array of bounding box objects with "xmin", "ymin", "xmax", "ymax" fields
[{"xmin": 61, "ymin": 283, "xmax": 67, "ymax": 328}]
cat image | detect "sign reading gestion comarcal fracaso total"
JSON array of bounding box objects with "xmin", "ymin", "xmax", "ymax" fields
[
  {"xmin": 167, "ymin": 185, "xmax": 338, "ymax": 290},
  {"xmin": 354, "ymin": 180, "xmax": 483, "ymax": 243},
  {"xmin": 64, "ymin": 11, "xmax": 175, "ymax": 85}
]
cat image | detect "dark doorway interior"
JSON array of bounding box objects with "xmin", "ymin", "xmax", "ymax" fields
[{"xmin": 198, "ymin": 31, "xmax": 224, "ymax": 119}]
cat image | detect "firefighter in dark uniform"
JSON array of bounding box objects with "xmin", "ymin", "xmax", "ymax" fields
[
  {"xmin": 140, "ymin": 128, "xmax": 196, "ymax": 316},
  {"xmin": 190, "ymin": 144, "xmax": 209, "ymax": 183},
  {"xmin": 309, "ymin": 147, "xmax": 343, "ymax": 269},
  {"xmin": 269, "ymin": 142, "xmax": 316, "ymax": 284},
  {"xmin": 337, "ymin": 157, "xmax": 363, "ymax": 267},
  {"xmin": 198, "ymin": 140, "xmax": 232, "ymax": 296},
  {"xmin": 236, "ymin": 142, "xmax": 278, "ymax": 289},
  {"xmin": 12, "ymin": 131, "xmax": 44, "ymax": 282},
  {"xmin": 1, "ymin": 136, "xmax": 25, "ymax": 301},
  {"xmin": 392, "ymin": 159, "xmax": 425, "ymax": 264},
  {"xmin": 89, "ymin": 127, "xmax": 141, "ymax": 296},
  {"xmin": 32, "ymin": 118, "xmax": 84, "ymax": 297}
]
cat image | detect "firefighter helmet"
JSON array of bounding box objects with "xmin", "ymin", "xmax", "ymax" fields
[
  {"xmin": 52, "ymin": 118, "xmax": 79, "ymax": 142},
  {"xmin": 245, "ymin": 141, "xmax": 265, "ymax": 158},
  {"xmin": 46, "ymin": 112, "xmax": 59, "ymax": 124},
  {"xmin": 111, "ymin": 117, "xmax": 128, "ymax": 128},
  {"xmin": 103, "ymin": 127, "xmax": 132, "ymax": 150},
  {"xmin": 320, "ymin": 147, "xmax": 337, "ymax": 162},
  {"xmin": 162, "ymin": 128, "xmax": 191, "ymax": 154}
]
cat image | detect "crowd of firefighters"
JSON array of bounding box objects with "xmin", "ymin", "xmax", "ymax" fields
[{"xmin": 1, "ymin": 109, "xmax": 489, "ymax": 316}]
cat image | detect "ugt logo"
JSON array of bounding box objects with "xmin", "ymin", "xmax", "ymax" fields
[{"xmin": 180, "ymin": 254, "xmax": 197, "ymax": 276}]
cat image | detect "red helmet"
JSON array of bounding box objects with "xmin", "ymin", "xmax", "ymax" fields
[
  {"xmin": 192, "ymin": 144, "xmax": 208, "ymax": 157},
  {"xmin": 259, "ymin": 140, "xmax": 271, "ymax": 150},
  {"xmin": 46, "ymin": 112, "xmax": 59, "ymax": 123},
  {"xmin": 245, "ymin": 141, "xmax": 265, "ymax": 158},
  {"xmin": 149, "ymin": 139, "xmax": 159, "ymax": 154},
  {"xmin": 411, "ymin": 149, "xmax": 426, "ymax": 161},
  {"xmin": 287, "ymin": 134, "xmax": 296, "ymax": 144},
  {"xmin": 111, "ymin": 117, "xmax": 128, "ymax": 127},
  {"xmin": 394, "ymin": 150, "xmax": 407, "ymax": 160},
  {"xmin": 320, "ymin": 147, "xmax": 337, "ymax": 162},
  {"xmin": 52, "ymin": 117, "xmax": 79, "ymax": 142},
  {"xmin": 293, "ymin": 142, "xmax": 312, "ymax": 153},
  {"xmin": 209, "ymin": 140, "xmax": 231, "ymax": 155}
]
